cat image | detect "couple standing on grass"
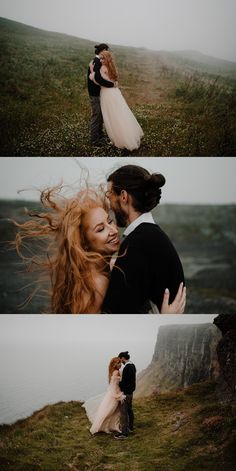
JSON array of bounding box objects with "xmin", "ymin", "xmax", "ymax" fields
[
  {"xmin": 14, "ymin": 164, "xmax": 186, "ymax": 314},
  {"xmin": 87, "ymin": 43, "xmax": 144, "ymax": 151},
  {"xmin": 83, "ymin": 352, "xmax": 136, "ymax": 440}
]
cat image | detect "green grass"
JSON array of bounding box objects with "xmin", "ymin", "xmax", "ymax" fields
[
  {"xmin": 1, "ymin": 17, "xmax": 236, "ymax": 156},
  {"xmin": 0, "ymin": 382, "xmax": 235, "ymax": 471}
]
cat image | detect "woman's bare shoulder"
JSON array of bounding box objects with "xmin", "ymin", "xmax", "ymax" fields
[
  {"xmin": 112, "ymin": 370, "xmax": 120, "ymax": 377},
  {"xmin": 100, "ymin": 65, "xmax": 111, "ymax": 80},
  {"xmin": 93, "ymin": 271, "xmax": 109, "ymax": 293},
  {"xmin": 81, "ymin": 271, "xmax": 109, "ymax": 314},
  {"xmin": 100, "ymin": 65, "xmax": 108, "ymax": 74}
]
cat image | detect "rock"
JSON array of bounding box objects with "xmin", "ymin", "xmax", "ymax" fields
[
  {"xmin": 136, "ymin": 323, "xmax": 221, "ymax": 397},
  {"xmin": 213, "ymin": 314, "xmax": 236, "ymax": 399}
]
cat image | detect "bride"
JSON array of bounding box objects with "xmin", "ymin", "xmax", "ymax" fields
[
  {"xmin": 82, "ymin": 357, "xmax": 125, "ymax": 434},
  {"xmin": 90, "ymin": 50, "xmax": 144, "ymax": 151},
  {"xmin": 13, "ymin": 185, "xmax": 185, "ymax": 313}
]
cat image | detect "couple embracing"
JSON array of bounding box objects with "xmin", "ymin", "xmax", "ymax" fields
[
  {"xmin": 14, "ymin": 164, "xmax": 185, "ymax": 314},
  {"xmin": 83, "ymin": 351, "xmax": 136, "ymax": 440},
  {"xmin": 88, "ymin": 43, "xmax": 143, "ymax": 151}
]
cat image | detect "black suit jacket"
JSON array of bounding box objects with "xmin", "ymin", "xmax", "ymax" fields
[
  {"xmin": 119, "ymin": 363, "xmax": 136, "ymax": 395},
  {"xmin": 87, "ymin": 56, "xmax": 114, "ymax": 96},
  {"xmin": 103, "ymin": 222, "xmax": 185, "ymax": 313}
]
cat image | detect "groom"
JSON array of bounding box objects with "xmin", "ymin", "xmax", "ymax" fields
[
  {"xmin": 87, "ymin": 43, "xmax": 115, "ymax": 146},
  {"xmin": 115, "ymin": 351, "xmax": 136, "ymax": 440},
  {"xmin": 103, "ymin": 164, "xmax": 185, "ymax": 313}
]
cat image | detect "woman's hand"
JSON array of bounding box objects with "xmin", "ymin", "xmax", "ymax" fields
[
  {"xmin": 120, "ymin": 393, "xmax": 126, "ymax": 403},
  {"xmin": 89, "ymin": 60, "xmax": 94, "ymax": 74},
  {"xmin": 160, "ymin": 282, "xmax": 186, "ymax": 314},
  {"xmin": 89, "ymin": 71, "xmax": 95, "ymax": 81}
]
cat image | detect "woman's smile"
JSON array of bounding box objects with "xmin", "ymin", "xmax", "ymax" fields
[{"xmin": 83, "ymin": 207, "xmax": 120, "ymax": 254}]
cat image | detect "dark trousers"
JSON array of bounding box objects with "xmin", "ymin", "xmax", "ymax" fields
[
  {"xmin": 90, "ymin": 96, "xmax": 104, "ymax": 144},
  {"xmin": 120, "ymin": 394, "xmax": 134, "ymax": 435}
]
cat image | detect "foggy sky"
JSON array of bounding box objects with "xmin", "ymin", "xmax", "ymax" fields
[
  {"xmin": 0, "ymin": 0, "xmax": 235, "ymax": 61},
  {"xmin": 0, "ymin": 157, "xmax": 236, "ymax": 204},
  {"xmin": 0, "ymin": 314, "xmax": 217, "ymax": 373},
  {"xmin": 0, "ymin": 314, "xmax": 217, "ymax": 421}
]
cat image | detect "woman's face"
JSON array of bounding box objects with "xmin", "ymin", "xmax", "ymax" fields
[{"xmin": 83, "ymin": 207, "xmax": 120, "ymax": 255}]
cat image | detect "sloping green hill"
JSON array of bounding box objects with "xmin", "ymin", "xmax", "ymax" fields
[
  {"xmin": 0, "ymin": 382, "xmax": 235, "ymax": 471},
  {"xmin": 163, "ymin": 50, "xmax": 236, "ymax": 77},
  {"xmin": 1, "ymin": 17, "xmax": 236, "ymax": 156}
]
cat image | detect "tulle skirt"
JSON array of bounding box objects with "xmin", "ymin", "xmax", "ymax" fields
[
  {"xmin": 82, "ymin": 392, "xmax": 121, "ymax": 434},
  {"xmin": 100, "ymin": 87, "xmax": 144, "ymax": 151}
]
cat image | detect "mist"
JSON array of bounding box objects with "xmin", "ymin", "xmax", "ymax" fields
[
  {"xmin": 1, "ymin": 157, "xmax": 236, "ymax": 204},
  {"xmin": 0, "ymin": 0, "xmax": 235, "ymax": 61}
]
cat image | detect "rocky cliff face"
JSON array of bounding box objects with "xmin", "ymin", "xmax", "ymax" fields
[
  {"xmin": 136, "ymin": 323, "xmax": 221, "ymax": 397},
  {"xmin": 213, "ymin": 314, "xmax": 236, "ymax": 401}
]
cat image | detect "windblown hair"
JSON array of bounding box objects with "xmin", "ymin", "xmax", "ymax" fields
[
  {"xmin": 108, "ymin": 165, "xmax": 166, "ymax": 213},
  {"xmin": 13, "ymin": 186, "xmax": 110, "ymax": 314},
  {"xmin": 100, "ymin": 50, "xmax": 118, "ymax": 82},
  {"xmin": 108, "ymin": 357, "xmax": 121, "ymax": 383}
]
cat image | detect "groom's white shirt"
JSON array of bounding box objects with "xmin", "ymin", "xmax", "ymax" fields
[{"xmin": 123, "ymin": 212, "xmax": 155, "ymax": 237}]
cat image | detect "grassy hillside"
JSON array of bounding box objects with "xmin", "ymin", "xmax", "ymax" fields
[
  {"xmin": 1, "ymin": 200, "xmax": 236, "ymax": 313},
  {"xmin": 1, "ymin": 17, "xmax": 236, "ymax": 156},
  {"xmin": 0, "ymin": 382, "xmax": 235, "ymax": 471}
]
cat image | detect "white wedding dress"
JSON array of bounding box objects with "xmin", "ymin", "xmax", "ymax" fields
[
  {"xmin": 82, "ymin": 371, "xmax": 125, "ymax": 434},
  {"xmin": 91, "ymin": 68, "xmax": 144, "ymax": 151}
]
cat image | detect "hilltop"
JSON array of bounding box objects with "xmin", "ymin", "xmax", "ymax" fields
[
  {"xmin": 1, "ymin": 17, "xmax": 236, "ymax": 156},
  {"xmin": 0, "ymin": 381, "xmax": 235, "ymax": 471}
]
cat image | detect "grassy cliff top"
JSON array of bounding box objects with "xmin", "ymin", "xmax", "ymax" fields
[
  {"xmin": 1, "ymin": 17, "xmax": 236, "ymax": 156},
  {"xmin": 0, "ymin": 381, "xmax": 235, "ymax": 471}
]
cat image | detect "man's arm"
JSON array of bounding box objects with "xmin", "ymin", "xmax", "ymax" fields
[{"xmin": 93, "ymin": 59, "xmax": 114, "ymax": 88}]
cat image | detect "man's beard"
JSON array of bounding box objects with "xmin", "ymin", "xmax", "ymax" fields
[{"xmin": 113, "ymin": 203, "xmax": 127, "ymax": 228}]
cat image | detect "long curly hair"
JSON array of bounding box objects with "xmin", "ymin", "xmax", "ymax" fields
[
  {"xmin": 108, "ymin": 357, "xmax": 121, "ymax": 383},
  {"xmin": 100, "ymin": 50, "xmax": 118, "ymax": 82},
  {"xmin": 12, "ymin": 186, "xmax": 110, "ymax": 314}
]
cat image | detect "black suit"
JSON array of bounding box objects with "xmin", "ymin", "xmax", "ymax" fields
[
  {"xmin": 87, "ymin": 56, "xmax": 114, "ymax": 96},
  {"xmin": 88, "ymin": 56, "xmax": 114, "ymax": 144},
  {"xmin": 119, "ymin": 363, "xmax": 136, "ymax": 395},
  {"xmin": 119, "ymin": 362, "xmax": 136, "ymax": 434},
  {"xmin": 103, "ymin": 222, "xmax": 185, "ymax": 313}
]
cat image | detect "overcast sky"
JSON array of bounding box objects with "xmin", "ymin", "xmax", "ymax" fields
[
  {"xmin": 0, "ymin": 0, "xmax": 235, "ymax": 61},
  {"xmin": 0, "ymin": 314, "xmax": 217, "ymax": 371},
  {"xmin": 0, "ymin": 314, "xmax": 217, "ymax": 422},
  {"xmin": 0, "ymin": 157, "xmax": 236, "ymax": 204}
]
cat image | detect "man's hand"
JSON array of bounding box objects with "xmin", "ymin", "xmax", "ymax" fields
[{"xmin": 160, "ymin": 282, "xmax": 186, "ymax": 314}]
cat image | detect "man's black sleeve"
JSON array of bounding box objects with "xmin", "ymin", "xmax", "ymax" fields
[
  {"xmin": 93, "ymin": 59, "xmax": 114, "ymax": 88},
  {"xmin": 120, "ymin": 364, "xmax": 136, "ymax": 392},
  {"xmin": 103, "ymin": 243, "xmax": 151, "ymax": 313}
]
